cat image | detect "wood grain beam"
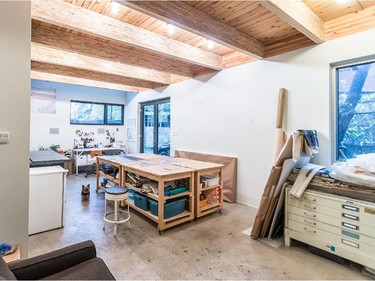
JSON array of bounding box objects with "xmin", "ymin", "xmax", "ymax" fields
[
  {"xmin": 31, "ymin": 0, "xmax": 223, "ymax": 70},
  {"xmin": 31, "ymin": 42, "xmax": 172, "ymax": 85},
  {"xmin": 325, "ymin": 5, "xmax": 375, "ymax": 40},
  {"xmin": 32, "ymin": 22, "xmax": 197, "ymax": 78},
  {"xmin": 119, "ymin": 1, "xmax": 264, "ymax": 59},
  {"xmin": 260, "ymin": 0, "xmax": 325, "ymax": 43},
  {"xmin": 31, "ymin": 70, "xmax": 145, "ymax": 92},
  {"xmin": 264, "ymin": 34, "xmax": 315, "ymax": 58},
  {"xmin": 32, "ymin": 61, "xmax": 165, "ymax": 89}
]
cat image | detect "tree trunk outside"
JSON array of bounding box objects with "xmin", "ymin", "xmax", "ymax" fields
[{"xmin": 338, "ymin": 64, "xmax": 371, "ymax": 146}]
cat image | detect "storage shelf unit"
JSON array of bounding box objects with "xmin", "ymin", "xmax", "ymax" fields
[
  {"xmin": 285, "ymin": 186, "xmax": 375, "ymax": 269},
  {"xmin": 96, "ymin": 154, "xmax": 223, "ymax": 232},
  {"xmin": 195, "ymin": 167, "xmax": 223, "ymax": 219},
  {"xmin": 122, "ymin": 166, "xmax": 194, "ymax": 233},
  {"xmin": 95, "ymin": 158, "xmax": 122, "ymax": 192}
]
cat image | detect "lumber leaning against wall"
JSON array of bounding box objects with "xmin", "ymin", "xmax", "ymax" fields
[{"xmin": 251, "ymin": 88, "xmax": 287, "ymax": 239}]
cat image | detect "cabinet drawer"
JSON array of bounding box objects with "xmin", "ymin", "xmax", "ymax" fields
[
  {"xmin": 74, "ymin": 155, "xmax": 88, "ymax": 166},
  {"xmin": 286, "ymin": 188, "xmax": 375, "ymax": 227},
  {"xmin": 285, "ymin": 228, "xmax": 375, "ymax": 269},
  {"xmin": 287, "ymin": 220, "xmax": 375, "ymax": 257},
  {"xmin": 288, "ymin": 212, "xmax": 375, "ymax": 245},
  {"xmin": 287, "ymin": 205, "xmax": 375, "ymax": 237}
]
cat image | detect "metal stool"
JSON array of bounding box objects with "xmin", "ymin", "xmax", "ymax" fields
[{"xmin": 103, "ymin": 186, "xmax": 130, "ymax": 236}]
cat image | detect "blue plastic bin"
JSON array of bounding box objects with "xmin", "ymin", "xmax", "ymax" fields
[
  {"xmin": 128, "ymin": 189, "xmax": 135, "ymax": 203},
  {"xmin": 149, "ymin": 197, "xmax": 187, "ymax": 219},
  {"xmin": 134, "ymin": 192, "xmax": 149, "ymax": 211}
]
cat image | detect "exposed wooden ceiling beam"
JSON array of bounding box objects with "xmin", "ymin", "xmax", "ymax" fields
[
  {"xmin": 32, "ymin": 22, "xmax": 198, "ymax": 78},
  {"xmin": 118, "ymin": 1, "xmax": 264, "ymax": 59},
  {"xmin": 31, "ymin": 70, "xmax": 145, "ymax": 93},
  {"xmin": 31, "ymin": 42, "xmax": 172, "ymax": 85},
  {"xmin": 31, "ymin": 0, "xmax": 223, "ymax": 70},
  {"xmin": 325, "ymin": 5, "xmax": 375, "ymax": 40},
  {"xmin": 264, "ymin": 33, "xmax": 315, "ymax": 58},
  {"xmin": 32, "ymin": 61, "xmax": 165, "ymax": 89},
  {"xmin": 260, "ymin": 0, "xmax": 325, "ymax": 43}
]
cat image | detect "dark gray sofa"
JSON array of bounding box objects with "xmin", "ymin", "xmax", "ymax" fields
[{"xmin": 0, "ymin": 240, "xmax": 115, "ymax": 280}]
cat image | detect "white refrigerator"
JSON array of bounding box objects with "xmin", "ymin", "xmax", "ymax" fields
[{"xmin": 29, "ymin": 166, "xmax": 67, "ymax": 235}]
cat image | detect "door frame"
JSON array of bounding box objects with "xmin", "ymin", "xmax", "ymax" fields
[{"xmin": 140, "ymin": 97, "xmax": 170, "ymax": 154}]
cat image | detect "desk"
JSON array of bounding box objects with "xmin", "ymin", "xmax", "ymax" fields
[
  {"xmin": 30, "ymin": 150, "xmax": 70, "ymax": 168},
  {"xmin": 96, "ymin": 154, "xmax": 223, "ymax": 232},
  {"xmin": 73, "ymin": 147, "xmax": 127, "ymax": 175}
]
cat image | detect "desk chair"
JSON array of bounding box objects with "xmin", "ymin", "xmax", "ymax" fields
[{"xmin": 85, "ymin": 150, "xmax": 102, "ymax": 178}]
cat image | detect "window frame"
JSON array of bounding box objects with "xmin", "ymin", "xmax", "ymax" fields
[
  {"xmin": 70, "ymin": 100, "xmax": 124, "ymax": 126},
  {"xmin": 330, "ymin": 54, "xmax": 375, "ymax": 162}
]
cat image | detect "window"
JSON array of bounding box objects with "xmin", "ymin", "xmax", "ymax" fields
[
  {"xmin": 106, "ymin": 104, "xmax": 124, "ymax": 125},
  {"xmin": 333, "ymin": 58, "xmax": 375, "ymax": 160},
  {"xmin": 70, "ymin": 101, "xmax": 124, "ymax": 125}
]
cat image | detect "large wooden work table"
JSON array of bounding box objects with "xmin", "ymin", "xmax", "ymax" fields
[{"xmin": 96, "ymin": 153, "xmax": 223, "ymax": 233}]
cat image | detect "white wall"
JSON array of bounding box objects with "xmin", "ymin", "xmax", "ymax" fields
[
  {"xmin": 30, "ymin": 80, "xmax": 127, "ymax": 151},
  {"xmin": 0, "ymin": 2, "xmax": 30, "ymax": 257},
  {"xmin": 125, "ymin": 28, "xmax": 375, "ymax": 208}
]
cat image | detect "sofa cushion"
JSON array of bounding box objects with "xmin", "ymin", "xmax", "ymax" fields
[
  {"xmin": 0, "ymin": 256, "xmax": 16, "ymax": 280},
  {"xmin": 41, "ymin": 257, "xmax": 115, "ymax": 280}
]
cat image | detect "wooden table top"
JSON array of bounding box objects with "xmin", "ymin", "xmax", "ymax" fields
[{"xmin": 97, "ymin": 153, "xmax": 223, "ymax": 177}]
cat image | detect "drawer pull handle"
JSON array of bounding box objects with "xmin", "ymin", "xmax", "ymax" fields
[
  {"xmin": 342, "ymin": 213, "xmax": 359, "ymax": 221},
  {"xmin": 342, "ymin": 230, "xmax": 360, "ymax": 240},
  {"xmin": 303, "ymin": 204, "xmax": 316, "ymax": 210},
  {"xmin": 342, "ymin": 204, "xmax": 359, "ymax": 212},
  {"xmin": 304, "ymin": 212, "xmax": 316, "ymax": 218},
  {"xmin": 304, "ymin": 219, "xmax": 316, "ymax": 226},
  {"xmin": 304, "ymin": 227, "xmax": 316, "ymax": 234},
  {"xmin": 341, "ymin": 239, "xmax": 359, "ymax": 249},
  {"xmin": 342, "ymin": 222, "xmax": 359, "ymax": 231},
  {"xmin": 303, "ymin": 197, "xmax": 317, "ymax": 202}
]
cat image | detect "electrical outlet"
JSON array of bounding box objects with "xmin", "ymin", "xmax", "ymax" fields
[{"xmin": 0, "ymin": 132, "xmax": 10, "ymax": 144}]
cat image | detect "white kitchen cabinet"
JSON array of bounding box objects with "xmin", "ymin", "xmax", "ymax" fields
[{"xmin": 29, "ymin": 166, "xmax": 67, "ymax": 235}]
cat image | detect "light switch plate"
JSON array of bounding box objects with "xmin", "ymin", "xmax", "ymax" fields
[{"xmin": 0, "ymin": 132, "xmax": 10, "ymax": 144}]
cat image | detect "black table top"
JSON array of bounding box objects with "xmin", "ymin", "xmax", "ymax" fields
[{"xmin": 30, "ymin": 150, "xmax": 70, "ymax": 167}]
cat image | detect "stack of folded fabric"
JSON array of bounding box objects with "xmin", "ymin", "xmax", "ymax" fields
[{"xmin": 292, "ymin": 130, "xmax": 319, "ymax": 162}]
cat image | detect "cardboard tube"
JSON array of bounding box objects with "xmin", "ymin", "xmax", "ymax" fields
[
  {"xmin": 273, "ymin": 88, "xmax": 287, "ymax": 162},
  {"xmin": 276, "ymin": 88, "xmax": 286, "ymax": 129}
]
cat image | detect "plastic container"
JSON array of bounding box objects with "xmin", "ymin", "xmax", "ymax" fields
[
  {"xmin": 134, "ymin": 192, "xmax": 149, "ymax": 211},
  {"xmin": 128, "ymin": 189, "xmax": 135, "ymax": 203},
  {"xmin": 149, "ymin": 197, "xmax": 187, "ymax": 219},
  {"xmin": 201, "ymin": 175, "xmax": 220, "ymax": 187},
  {"xmin": 199, "ymin": 199, "xmax": 207, "ymax": 207}
]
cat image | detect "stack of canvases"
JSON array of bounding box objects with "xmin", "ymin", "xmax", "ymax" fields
[{"xmin": 251, "ymin": 130, "xmax": 320, "ymax": 240}]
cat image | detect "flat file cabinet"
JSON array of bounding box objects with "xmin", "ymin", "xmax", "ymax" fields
[{"xmin": 285, "ymin": 186, "xmax": 375, "ymax": 269}]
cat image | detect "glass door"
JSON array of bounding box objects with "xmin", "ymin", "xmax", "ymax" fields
[{"xmin": 140, "ymin": 98, "xmax": 170, "ymax": 155}]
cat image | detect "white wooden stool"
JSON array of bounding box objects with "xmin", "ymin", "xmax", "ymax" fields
[{"xmin": 103, "ymin": 186, "xmax": 130, "ymax": 236}]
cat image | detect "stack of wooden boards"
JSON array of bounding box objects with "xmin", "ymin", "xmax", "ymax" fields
[{"xmin": 252, "ymin": 166, "xmax": 375, "ymax": 240}]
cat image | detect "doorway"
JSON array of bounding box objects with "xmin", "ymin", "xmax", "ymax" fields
[{"xmin": 140, "ymin": 98, "xmax": 170, "ymax": 155}]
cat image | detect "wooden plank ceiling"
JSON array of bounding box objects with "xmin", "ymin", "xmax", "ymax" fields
[{"xmin": 31, "ymin": 0, "xmax": 375, "ymax": 93}]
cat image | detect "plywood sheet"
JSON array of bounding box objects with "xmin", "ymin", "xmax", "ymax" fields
[{"xmin": 175, "ymin": 150, "xmax": 237, "ymax": 203}]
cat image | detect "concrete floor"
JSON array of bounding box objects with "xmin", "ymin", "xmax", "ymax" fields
[{"xmin": 28, "ymin": 174, "xmax": 370, "ymax": 280}]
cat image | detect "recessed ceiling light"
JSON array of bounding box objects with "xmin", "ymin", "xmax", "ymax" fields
[
  {"xmin": 206, "ymin": 39, "xmax": 214, "ymax": 49},
  {"xmin": 167, "ymin": 24, "xmax": 176, "ymax": 35},
  {"xmin": 111, "ymin": 2, "xmax": 120, "ymax": 15}
]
